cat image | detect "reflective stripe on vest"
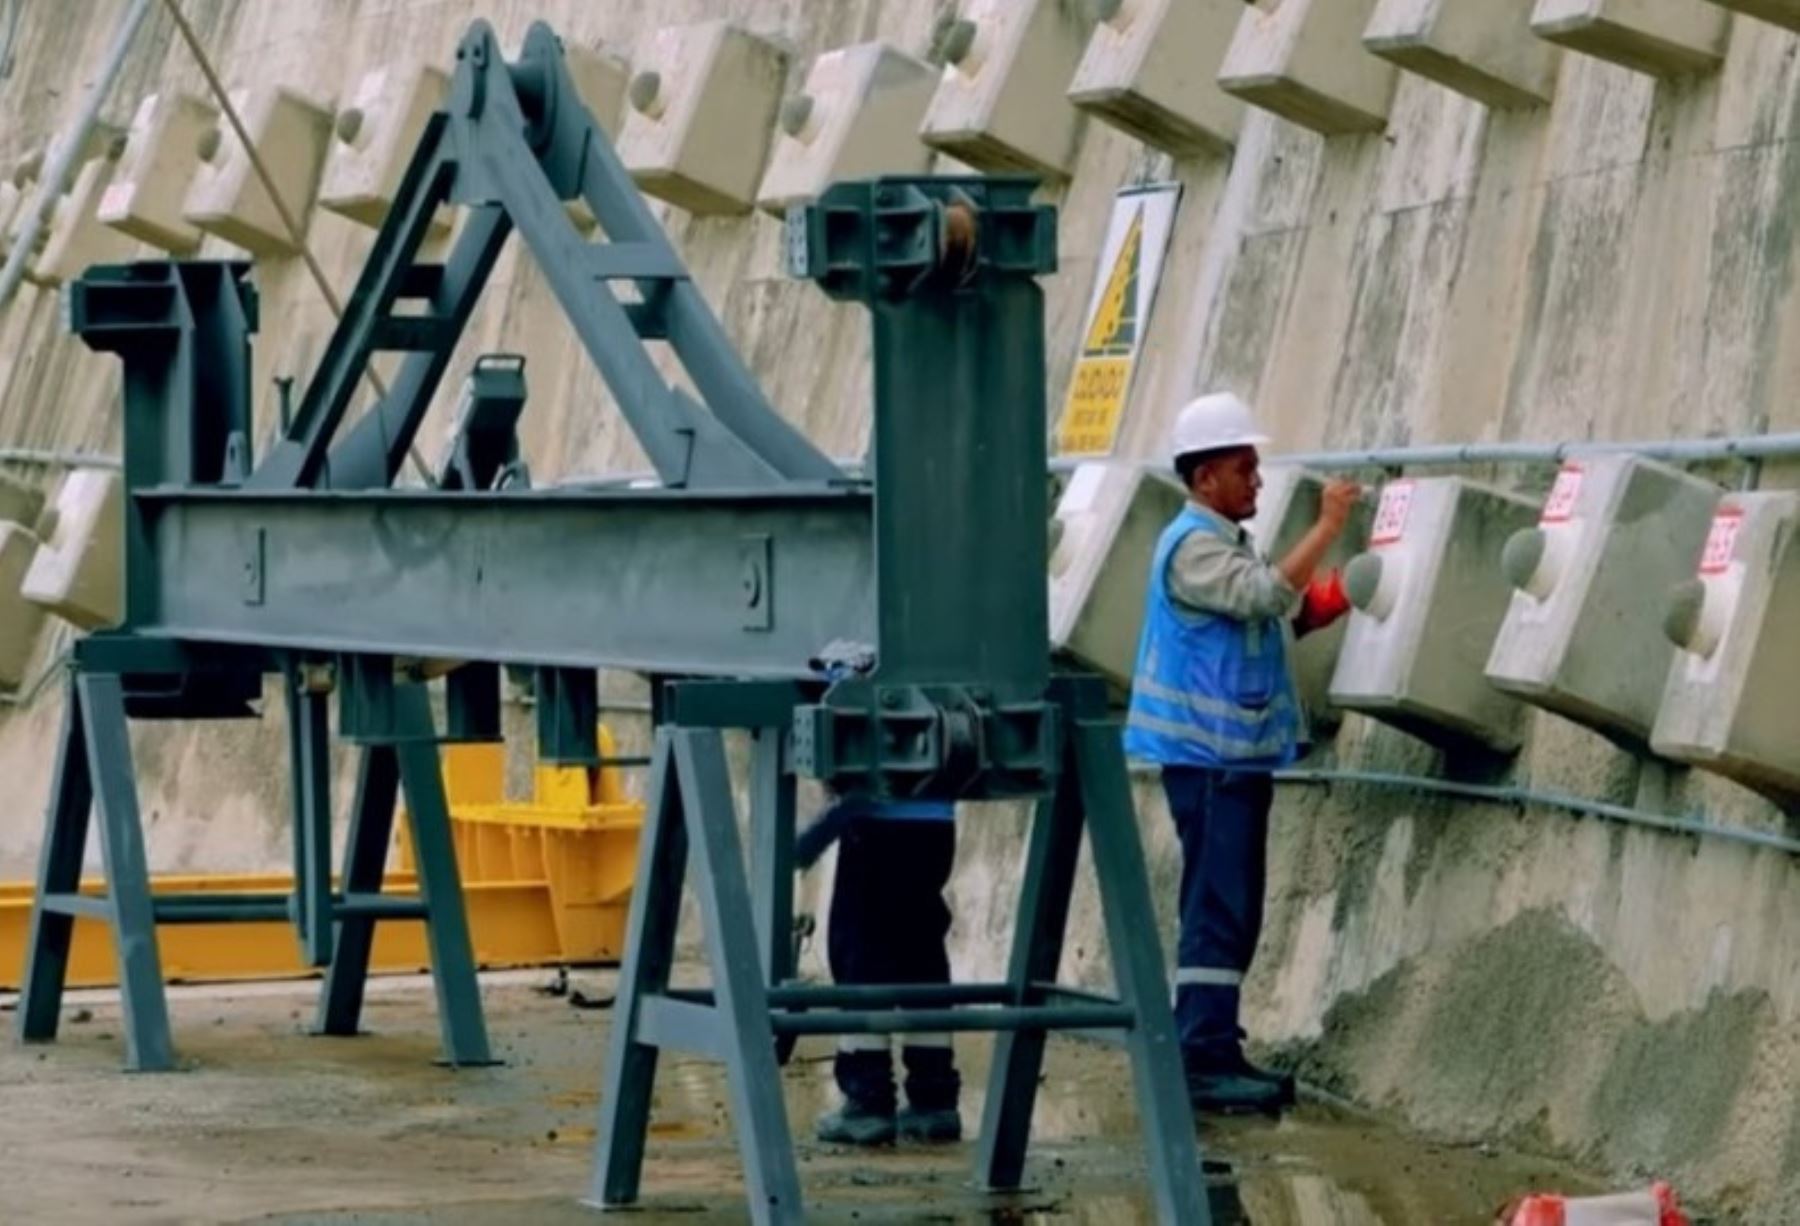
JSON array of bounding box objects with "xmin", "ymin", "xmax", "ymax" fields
[{"xmin": 1122, "ymin": 507, "xmax": 1301, "ymax": 769}]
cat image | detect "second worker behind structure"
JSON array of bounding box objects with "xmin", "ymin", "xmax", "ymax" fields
[{"xmin": 1124, "ymin": 391, "xmax": 1361, "ymax": 1116}]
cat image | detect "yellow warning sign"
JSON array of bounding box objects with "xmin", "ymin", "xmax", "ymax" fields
[{"xmin": 1054, "ymin": 185, "xmax": 1180, "ymax": 458}]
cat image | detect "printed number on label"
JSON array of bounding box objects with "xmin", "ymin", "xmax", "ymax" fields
[
  {"xmin": 1540, "ymin": 464, "xmax": 1583, "ymax": 524},
  {"xmin": 1371, "ymin": 480, "xmax": 1415, "ymax": 546},
  {"xmin": 1700, "ymin": 507, "xmax": 1744, "ymax": 576}
]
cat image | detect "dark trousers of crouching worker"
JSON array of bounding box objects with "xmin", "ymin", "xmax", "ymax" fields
[
  {"xmin": 827, "ymin": 815, "xmax": 961, "ymax": 1113},
  {"xmin": 1161, "ymin": 764, "xmax": 1273, "ymax": 1067}
]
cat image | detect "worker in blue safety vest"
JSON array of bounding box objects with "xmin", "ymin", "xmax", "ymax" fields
[
  {"xmin": 810, "ymin": 790, "xmax": 962, "ymax": 1146},
  {"xmin": 1125, "ymin": 391, "xmax": 1360, "ymax": 1116}
]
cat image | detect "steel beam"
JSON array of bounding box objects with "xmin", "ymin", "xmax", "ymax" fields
[{"xmin": 133, "ymin": 487, "xmax": 873, "ymax": 674}]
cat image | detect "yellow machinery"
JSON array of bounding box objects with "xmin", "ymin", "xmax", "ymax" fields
[{"xmin": 0, "ymin": 728, "xmax": 642, "ymax": 990}]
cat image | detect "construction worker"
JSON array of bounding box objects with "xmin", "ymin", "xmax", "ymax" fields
[
  {"xmin": 1125, "ymin": 391, "xmax": 1360, "ymax": 1115},
  {"xmin": 811, "ymin": 791, "xmax": 963, "ymax": 1146}
]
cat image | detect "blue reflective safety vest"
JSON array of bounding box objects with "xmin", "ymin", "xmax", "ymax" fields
[
  {"xmin": 842, "ymin": 797, "xmax": 955, "ymax": 822},
  {"xmin": 1123, "ymin": 507, "xmax": 1304, "ymax": 769}
]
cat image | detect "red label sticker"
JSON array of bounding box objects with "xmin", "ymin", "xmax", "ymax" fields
[
  {"xmin": 1700, "ymin": 506, "xmax": 1744, "ymax": 576},
  {"xmin": 1370, "ymin": 480, "xmax": 1414, "ymax": 546},
  {"xmin": 1540, "ymin": 463, "xmax": 1584, "ymax": 524}
]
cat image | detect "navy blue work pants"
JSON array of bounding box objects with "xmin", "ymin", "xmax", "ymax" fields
[
  {"xmin": 826, "ymin": 815, "xmax": 960, "ymax": 1112},
  {"xmin": 1160, "ymin": 765, "xmax": 1274, "ymax": 1066}
]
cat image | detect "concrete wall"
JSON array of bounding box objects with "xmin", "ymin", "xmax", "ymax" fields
[{"xmin": 5, "ymin": 0, "xmax": 1800, "ymax": 1216}]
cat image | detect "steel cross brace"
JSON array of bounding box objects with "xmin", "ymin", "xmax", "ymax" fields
[
  {"xmin": 590, "ymin": 677, "xmax": 1209, "ymax": 1225},
  {"xmin": 14, "ymin": 658, "xmax": 495, "ymax": 1071}
]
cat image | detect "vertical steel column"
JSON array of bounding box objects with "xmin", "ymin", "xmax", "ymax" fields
[
  {"xmin": 286, "ymin": 677, "xmax": 335, "ymax": 967},
  {"xmin": 748, "ymin": 726, "xmax": 796, "ymax": 987}
]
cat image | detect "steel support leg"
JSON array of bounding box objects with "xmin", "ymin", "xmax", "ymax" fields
[
  {"xmin": 314, "ymin": 743, "xmax": 401, "ymax": 1037},
  {"xmin": 288, "ymin": 678, "xmax": 334, "ymax": 967},
  {"xmin": 975, "ymin": 737, "xmax": 1087, "ymax": 1191},
  {"xmin": 591, "ymin": 733, "xmax": 684, "ymax": 1209},
  {"xmin": 392, "ymin": 683, "xmax": 493, "ymax": 1066},
  {"xmin": 591, "ymin": 728, "xmax": 803, "ymax": 1224},
  {"xmin": 81, "ymin": 673, "xmax": 175, "ymax": 1071},
  {"xmin": 16, "ymin": 677, "xmax": 96, "ymax": 1046},
  {"xmin": 748, "ymin": 726, "xmax": 795, "ymax": 987},
  {"xmin": 1074, "ymin": 716, "xmax": 1209, "ymax": 1225}
]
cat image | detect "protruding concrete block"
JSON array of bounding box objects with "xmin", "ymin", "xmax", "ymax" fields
[
  {"xmin": 756, "ymin": 42, "xmax": 937, "ymax": 218},
  {"xmin": 920, "ymin": 0, "xmax": 1088, "ymax": 178},
  {"xmin": 34, "ymin": 154, "xmax": 138, "ymax": 287},
  {"xmin": 98, "ymin": 90, "xmax": 218, "ymax": 253},
  {"xmin": 22, "ymin": 468, "xmax": 122, "ymax": 632},
  {"xmin": 1329, "ymin": 477, "xmax": 1538, "ymax": 752},
  {"xmin": 1068, "ymin": 0, "xmax": 1245, "ymax": 157},
  {"xmin": 1048, "ymin": 460, "xmax": 1185, "ymax": 695},
  {"xmin": 1219, "ymin": 0, "xmax": 1398, "ymax": 135},
  {"xmin": 1652, "ymin": 492, "xmax": 1800, "ymax": 806},
  {"xmin": 0, "ymin": 523, "xmax": 46, "ymax": 690},
  {"xmin": 1485, "ymin": 456, "xmax": 1720, "ymax": 749},
  {"xmin": 1530, "ymin": 0, "xmax": 1727, "ymax": 78},
  {"xmin": 1702, "ymin": 0, "xmax": 1800, "ymax": 32},
  {"xmin": 1249, "ymin": 466, "xmax": 1374, "ymax": 732},
  {"xmin": 563, "ymin": 42, "xmax": 631, "ymax": 228},
  {"xmin": 317, "ymin": 63, "xmax": 449, "ymax": 231},
  {"xmin": 617, "ymin": 22, "xmax": 786, "ymax": 215},
  {"xmin": 182, "ymin": 84, "xmax": 334, "ymax": 256},
  {"xmin": 1366, "ymin": 0, "xmax": 1561, "ymax": 109}
]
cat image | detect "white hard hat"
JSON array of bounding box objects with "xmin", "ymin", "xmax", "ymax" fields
[{"xmin": 1169, "ymin": 392, "xmax": 1270, "ymax": 462}]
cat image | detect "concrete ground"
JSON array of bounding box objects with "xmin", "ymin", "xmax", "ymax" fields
[{"xmin": 0, "ymin": 970, "xmax": 1607, "ymax": 1224}]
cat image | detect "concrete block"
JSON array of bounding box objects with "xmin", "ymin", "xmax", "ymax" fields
[
  {"xmin": 1067, "ymin": 0, "xmax": 1246, "ymax": 157},
  {"xmin": 1530, "ymin": 0, "xmax": 1727, "ymax": 78},
  {"xmin": 1702, "ymin": 0, "xmax": 1800, "ymax": 32},
  {"xmin": 0, "ymin": 523, "xmax": 45, "ymax": 691},
  {"xmin": 920, "ymin": 0, "xmax": 1088, "ymax": 178},
  {"xmin": 1652, "ymin": 491, "xmax": 1800, "ymax": 806},
  {"xmin": 1485, "ymin": 456, "xmax": 1719, "ymax": 749},
  {"xmin": 33, "ymin": 154, "xmax": 138, "ymax": 288},
  {"xmin": 317, "ymin": 63, "xmax": 449, "ymax": 231},
  {"xmin": 755, "ymin": 42, "xmax": 937, "ymax": 218},
  {"xmin": 1219, "ymin": 0, "xmax": 1398, "ymax": 136},
  {"xmin": 22, "ymin": 468, "xmax": 122, "ymax": 632},
  {"xmin": 97, "ymin": 90, "xmax": 218, "ymax": 253},
  {"xmin": 1248, "ymin": 466, "xmax": 1374, "ymax": 732},
  {"xmin": 1365, "ymin": 0, "xmax": 1561, "ymax": 109},
  {"xmin": 182, "ymin": 84, "xmax": 334, "ymax": 256},
  {"xmin": 563, "ymin": 42, "xmax": 631, "ymax": 229},
  {"xmin": 1329, "ymin": 476, "xmax": 1538, "ymax": 752},
  {"xmin": 1047, "ymin": 460, "xmax": 1185, "ymax": 694},
  {"xmin": 617, "ymin": 22, "xmax": 786, "ymax": 216}
]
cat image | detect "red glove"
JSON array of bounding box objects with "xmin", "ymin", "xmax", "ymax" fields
[{"xmin": 1294, "ymin": 569, "xmax": 1350, "ymax": 638}]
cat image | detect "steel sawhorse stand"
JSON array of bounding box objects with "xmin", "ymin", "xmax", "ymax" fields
[
  {"xmin": 589, "ymin": 676, "xmax": 1210, "ymax": 1224},
  {"xmin": 13, "ymin": 643, "xmax": 494, "ymax": 1072}
]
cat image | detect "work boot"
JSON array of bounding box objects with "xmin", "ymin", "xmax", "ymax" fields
[
  {"xmin": 815, "ymin": 1099, "xmax": 897, "ymax": 1146},
  {"xmin": 896, "ymin": 1104, "xmax": 963, "ymax": 1143},
  {"xmin": 1186, "ymin": 1068, "xmax": 1287, "ymax": 1116},
  {"xmin": 1225, "ymin": 1051, "xmax": 1297, "ymax": 1106}
]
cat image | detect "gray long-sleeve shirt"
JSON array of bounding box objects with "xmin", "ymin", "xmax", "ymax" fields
[{"xmin": 1166, "ymin": 503, "xmax": 1301, "ymax": 620}]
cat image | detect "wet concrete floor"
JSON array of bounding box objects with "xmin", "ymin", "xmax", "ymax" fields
[{"xmin": 0, "ymin": 971, "xmax": 1600, "ymax": 1224}]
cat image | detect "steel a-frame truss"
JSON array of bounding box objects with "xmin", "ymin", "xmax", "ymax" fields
[{"xmin": 15, "ymin": 19, "xmax": 1210, "ymax": 1224}]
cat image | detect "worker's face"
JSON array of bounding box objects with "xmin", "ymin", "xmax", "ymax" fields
[{"xmin": 1194, "ymin": 447, "xmax": 1261, "ymax": 522}]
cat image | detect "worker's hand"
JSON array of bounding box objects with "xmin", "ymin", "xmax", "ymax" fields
[{"xmin": 1319, "ymin": 480, "xmax": 1362, "ymax": 532}]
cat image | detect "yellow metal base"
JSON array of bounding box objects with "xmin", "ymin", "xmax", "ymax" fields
[{"xmin": 0, "ymin": 727, "xmax": 643, "ymax": 992}]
